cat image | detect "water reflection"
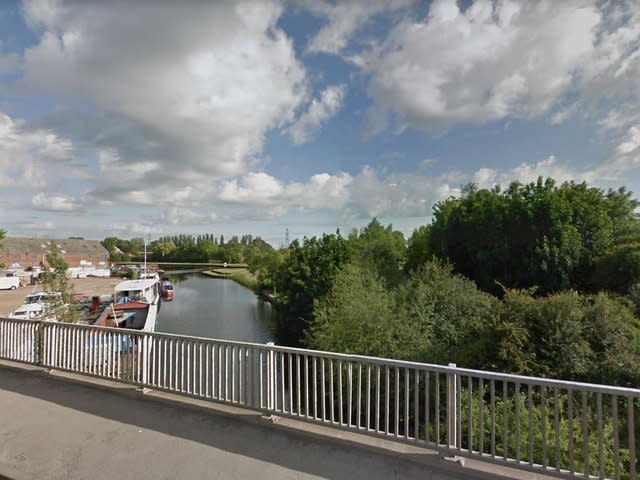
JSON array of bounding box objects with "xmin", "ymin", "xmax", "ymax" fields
[{"xmin": 156, "ymin": 274, "xmax": 274, "ymax": 343}]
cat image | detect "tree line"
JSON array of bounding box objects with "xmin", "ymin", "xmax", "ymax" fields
[
  {"xmin": 271, "ymin": 178, "xmax": 640, "ymax": 388},
  {"xmin": 96, "ymin": 177, "xmax": 640, "ymax": 386},
  {"xmin": 101, "ymin": 233, "xmax": 276, "ymax": 265}
]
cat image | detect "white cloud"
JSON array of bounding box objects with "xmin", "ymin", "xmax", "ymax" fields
[
  {"xmin": 287, "ymin": 84, "xmax": 345, "ymax": 144},
  {"xmin": 598, "ymin": 108, "xmax": 640, "ymax": 131},
  {"xmin": 303, "ymin": 0, "xmax": 411, "ymax": 55},
  {"xmin": 19, "ymin": 1, "xmax": 308, "ymax": 203},
  {"xmin": 472, "ymin": 155, "xmax": 599, "ymax": 189},
  {"xmin": 105, "ymin": 223, "xmax": 163, "ymax": 238},
  {"xmin": 160, "ymin": 207, "xmax": 217, "ymax": 226},
  {"xmin": 218, "ymin": 172, "xmax": 285, "ymax": 205},
  {"xmin": 581, "ymin": 2, "xmax": 640, "ymax": 94},
  {"xmin": 616, "ymin": 125, "xmax": 640, "ymax": 155},
  {"xmin": 605, "ymin": 124, "xmax": 640, "ymax": 172},
  {"xmin": 285, "ymin": 172, "xmax": 353, "ymax": 210},
  {"xmin": 215, "ymin": 171, "xmax": 352, "ymax": 212},
  {"xmin": 0, "ymin": 112, "xmax": 75, "ymax": 189},
  {"xmin": 14, "ymin": 220, "xmax": 55, "ymax": 232},
  {"xmin": 362, "ymin": 0, "xmax": 602, "ymax": 132},
  {"xmin": 345, "ymin": 166, "xmax": 460, "ymax": 218},
  {"xmin": 32, "ymin": 192, "xmax": 82, "ymax": 212}
]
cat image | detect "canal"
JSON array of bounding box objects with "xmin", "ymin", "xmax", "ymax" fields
[{"xmin": 155, "ymin": 272, "xmax": 274, "ymax": 344}]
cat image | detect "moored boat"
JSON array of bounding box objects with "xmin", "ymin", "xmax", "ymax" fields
[
  {"xmin": 94, "ymin": 278, "xmax": 160, "ymax": 332},
  {"xmin": 160, "ymin": 279, "xmax": 174, "ymax": 301},
  {"xmin": 7, "ymin": 292, "xmax": 65, "ymax": 321}
]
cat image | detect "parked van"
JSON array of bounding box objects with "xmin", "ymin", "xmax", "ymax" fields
[{"xmin": 0, "ymin": 276, "xmax": 20, "ymax": 290}]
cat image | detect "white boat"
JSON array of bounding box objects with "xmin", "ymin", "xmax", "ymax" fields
[
  {"xmin": 94, "ymin": 278, "xmax": 160, "ymax": 332},
  {"xmin": 7, "ymin": 292, "xmax": 64, "ymax": 321}
]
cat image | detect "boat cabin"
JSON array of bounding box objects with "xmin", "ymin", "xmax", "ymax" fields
[
  {"xmin": 94, "ymin": 278, "xmax": 160, "ymax": 331},
  {"xmin": 114, "ymin": 279, "xmax": 158, "ymax": 304}
]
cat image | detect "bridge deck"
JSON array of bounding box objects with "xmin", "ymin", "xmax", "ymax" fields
[{"xmin": 0, "ymin": 363, "xmax": 553, "ymax": 480}]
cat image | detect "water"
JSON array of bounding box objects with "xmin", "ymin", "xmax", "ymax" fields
[{"xmin": 156, "ymin": 273, "xmax": 274, "ymax": 343}]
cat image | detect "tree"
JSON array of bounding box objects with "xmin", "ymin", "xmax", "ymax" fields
[
  {"xmin": 396, "ymin": 260, "xmax": 495, "ymax": 365},
  {"xmin": 306, "ymin": 263, "xmax": 403, "ymax": 358},
  {"xmin": 427, "ymin": 178, "xmax": 640, "ymax": 295},
  {"xmin": 405, "ymin": 225, "xmax": 432, "ymax": 273},
  {"xmin": 129, "ymin": 237, "xmax": 145, "ymax": 256},
  {"xmin": 41, "ymin": 248, "xmax": 79, "ymax": 323},
  {"xmin": 308, "ymin": 260, "xmax": 495, "ymax": 365},
  {"xmin": 592, "ymin": 240, "xmax": 640, "ymax": 293},
  {"xmin": 348, "ymin": 218, "xmax": 406, "ymax": 287},
  {"xmin": 482, "ymin": 289, "xmax": 640, "ymax": 385},
  {"xmin": 274, "ymin": 233, "xmax": 350, "ymax": 346},
  {"xmin": 247, "ymin": 247, "xmax": 283, "ymax": 294},
  {"xmin": 152, "ymin": 241, "xmax": 177, "ymax": 259}
]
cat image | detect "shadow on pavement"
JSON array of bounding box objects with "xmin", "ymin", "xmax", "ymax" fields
[{"xmin": 0, "ymin": 366, "xmax": 443, "ymax": 480}]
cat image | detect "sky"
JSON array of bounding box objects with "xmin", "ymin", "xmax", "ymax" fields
[{"xmin": 0, "ymin": 0, "xmax": 639, "ymax": 246}]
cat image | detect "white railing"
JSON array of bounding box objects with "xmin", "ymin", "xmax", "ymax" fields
[{"xmin": 1, "ymin": 317, "xmax": 638, "ymax": 479}]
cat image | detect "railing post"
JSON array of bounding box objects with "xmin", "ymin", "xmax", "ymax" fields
[
  {"xmin": 267, "ymin": 342, "xmax": 275, "ymax": 411},
  {"xmin": 142, "ymin": 334, "xmax": 149, "ymax": 386},
  {"xmin": 447, "ymin": 363, "xmax": 458, "ymax": 449},
  {"xmin": 35, "ymin": 320, "xmax": 43, "ymax": 366}
]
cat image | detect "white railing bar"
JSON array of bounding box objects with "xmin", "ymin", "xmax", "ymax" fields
[
  {"xmin": 1, "ymin": 316, "xmax": 639, "ymax": 480},
  {"xmin": 5, "ymin": 317, "xmax": 636, "ymax": 396}
]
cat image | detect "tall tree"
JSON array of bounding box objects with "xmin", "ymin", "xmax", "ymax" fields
[
  {"xmin": 427, "ymin": 178, "xmax": 640, "ymax": 295},
  {"xmin": 274, "ymin": 233, "xmax": 350, "ymax": 346},
  {"xmin": 42, "ymin": 248, "xmax": 79, "ymax": 323},
  {"xmin": 348, "ymin": 218, "xmax": 406, "ymax": 287},
  {"xmin": 306, "ymin": 263, "xmax": 403, "ymax": 358}
]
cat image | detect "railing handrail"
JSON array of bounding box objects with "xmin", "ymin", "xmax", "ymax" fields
[
  {"xmin": 3, "ymin": 316, "xmax": 639, "ymax": 397},
  {"xmin": 2, "ymin": 315, "xmax": 638, "ymax": 479}
]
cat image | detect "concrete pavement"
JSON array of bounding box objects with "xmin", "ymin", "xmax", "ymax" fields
[
  {"xmin": 0, "ymin": 363, "xmax": 561, "ymax": 480},
  {"xmin": 0, "ymin": 365, "xmax": 469, "ymax": 480}
]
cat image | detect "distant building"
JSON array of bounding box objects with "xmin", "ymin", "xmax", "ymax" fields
[{"xmin": 0, "ymin": 237, "xmax": 109, "ymax": 270}]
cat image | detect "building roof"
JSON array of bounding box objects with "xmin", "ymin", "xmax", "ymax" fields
[{"xmin": 0, "ymin": 237, "xmax": 109, "ymax": 258}]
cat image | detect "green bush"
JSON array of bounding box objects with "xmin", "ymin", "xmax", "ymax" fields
[
  {"xmin": 483, "ymin": 290, "xmax": 640, "ymax": 385},
  {"xmin": 306, "ymin": 263, "xmax": 403, "ymax": 358}
]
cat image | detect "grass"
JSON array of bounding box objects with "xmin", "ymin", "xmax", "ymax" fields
[{"xmin": 202, "ymin": 267, "xmax": 259, "ymax": 292}]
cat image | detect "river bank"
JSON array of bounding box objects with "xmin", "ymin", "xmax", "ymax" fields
[{"xmin": 202, "ymin": 267, "xmax": 258, "ymax": 291}]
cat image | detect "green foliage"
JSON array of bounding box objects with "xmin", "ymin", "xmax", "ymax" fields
[
  {"xmin": 483, "ymin": 290, "xmax": 640, "ymax": 386},
  {"xmin": 308, "ymin": 260, "xmax": 495, "ymax": 364},
  {"xmin": 104, "ymin": 233, "xmax": 278, "ymax": 265},
  {"xmin": 274, "ymin": 233, "xmax": 350, "ymax": 346},
  {"xmin": 459, "ymin": 388, "xmax": 630, "ymax": 479},
  {"xmin": 629, "ymin": 283, "xmax": 640, "ymax": 317},
  {"xmin": 348, "ymin": 218, "xmax": 406, "ymax": 287},
  {"xmin": 101, "ymin": 236, "xmax": 138, "ymax": 261},
  {"xmin": 145, "ymin": 233, "xmax": 274, "ymax": 264},
  {"xmin": 42, "ymin": 248, "xmax": 79, "ymax": 323},
  {"xmin": 405, "ymin": 225, "xmax": 432, "ymax": 273},
  {"xmin": 427, "ymin": 179, "xmax": 640, "ymax": 295},
  {"xmin": 247, "ymin": 247, "xmax": 283, "ymax": 293},
  {"xmin": 129, "ymin": 237, "xmax": 145, "ymax": 255},
  {"xmin": 152, "ymin": 241, "xmax": 177, "ymax": 258},
  {"xmin": 592, "ymin": 239, "xmax": 640, "ymax": 294},
  {"xmin": 397, "ymin": 261, "xmax": 496, "ymax": 364},
  {"xmin": 306, "ymin": 263, "xmax": 405, "ymax": 358}
]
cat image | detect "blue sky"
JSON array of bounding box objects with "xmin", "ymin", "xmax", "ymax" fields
[{"xmin": 1, "ymin": 1, "xmax": 639, "ymax": 246}]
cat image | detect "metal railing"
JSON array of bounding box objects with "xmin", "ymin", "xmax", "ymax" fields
[{"xmin": 1, "ymin": 317, "xmax": 638, "ymax": 479}]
